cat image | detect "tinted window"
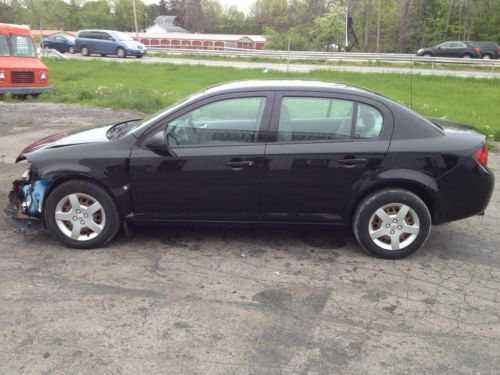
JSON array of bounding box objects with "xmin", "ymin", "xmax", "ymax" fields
[
  {"xmin": 439, "ymin": 42, "xmax": 453, "ymax": 48},
  {"xmin": 159, "ymin": 97, "xmax": 266, "ymax": 146},
  {"xmin": 78, "ymin": 31, "xmax": 91, "ymax": 38},
  {"xmin": 355, "ymin": 103, "xmax": 383, "ymax": 139},
  {"xmin": 277, "ymin": 97, "xmax": 354, "ymax": 142},
  {"xmin": 99, "ymin": 32, "xmax": 112, "ymax": 40},
  {"xmin": 0, "ymin": 35, "xmax": 10, "ymax": 56}
]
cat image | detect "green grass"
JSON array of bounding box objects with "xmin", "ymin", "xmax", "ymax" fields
[{"xmin": 38, "ymin": 58, "xmax": 500, "ymax": 140}]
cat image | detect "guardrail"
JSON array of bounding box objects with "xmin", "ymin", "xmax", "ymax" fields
[{"xmin": 147, "ymin": 46, "xmax": 499, "ymax": 70}]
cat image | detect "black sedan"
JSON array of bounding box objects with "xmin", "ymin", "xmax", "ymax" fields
[
  {"xmin": 5, "ymin": 80, "xmax": 494, "ymax": 258},
  {"xmin": 41, "ymin": 34, "xmax": 75, "ymax": 54}
]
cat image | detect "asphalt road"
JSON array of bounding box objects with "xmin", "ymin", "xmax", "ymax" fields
[
  {"xmin": 61, "ymin": 53, "xmax": 500, "ymax": 79},
  {"xmin": 1, "ymin": 103, "xmax": 499, "ymax": 374}
]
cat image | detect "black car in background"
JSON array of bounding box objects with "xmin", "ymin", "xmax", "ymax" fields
[
  {"xmin": 41, "ymin": 34, "xmax": 75, "ymax": 54},
  {"xmin": 5, "ymin": 80, "xmax": 494, "ymax": 259},
  {"xmin": 416, "ymin": 41, "xmax": 481, "ymax": 58},
  {"xmin": 477, "ymin": 42, "xmax": 500, "ymax": 59}
]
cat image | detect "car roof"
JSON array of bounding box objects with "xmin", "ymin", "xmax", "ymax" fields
[
  {"xmin": 77, "ymin": 29, "xmax": 120, "ymax": 34},
  {"xmin": 203, "ymin": 79, "xmax": 382, "ymax": 98}
]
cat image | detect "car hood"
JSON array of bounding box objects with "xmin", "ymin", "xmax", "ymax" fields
[
  {"xmin": 123, "ymin": 40, "xmax": 145, "ymax": 49},
  {"xmin": 16, "ymin": 124, "xmax": 113, "ymax": 163}
]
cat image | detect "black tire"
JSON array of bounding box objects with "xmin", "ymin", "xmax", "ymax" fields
[
  {"xmin": 44, "ymin": 180, "xmax": 121, "ymax": 249},
  {"xmin": 352, "ymin": 188, "xmax": 431, "ymax": 259},
  {"xmin": 482, "ymin": 54, "xmax": 492, "ymax": 59},
  {"xmin": 116, "ymin": 47, "xmax": 126, "ymax": 58},
  {"xmin": 422, "ymin": 52, "xmax": 432, "ymax": 57},
  {"xmin": 81, "ymin": 46, "xmax": 90, "ymax": 56},
  {"xmin": 136, "ymin": 55, "xmax": 143, "ymax": 59},
  {"xmin": 100, "ymin": 54, "xmax": 106, "ymax": 57},
  {"xmin": 68, "ymin": 46, "xmax": 75, "ymax": 54},
  {"xmin": 462, "ymin": 54, "xmax": 472, "ymax": 58}
]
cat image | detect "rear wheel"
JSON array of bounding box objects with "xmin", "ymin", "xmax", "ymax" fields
[
  {"xmin": 116, "ymin": 47, "xmax": 126, "ymax": 58},
  {"xmin": 462, "ymin": 54, "xmax": 472, "ymax": 59},
  {"xmin": 353, "ymin": 189, "xmax": 431, "ymax": 259},
  {"xmin": 44, "ymin": 180, "xmax": 121, "ymax": 249},
  {"xmin": 81, "ymin": 46, "xmax": 90, "ymax": 56},
  {"xmin": 100, "ymin": 54, "xmax": 107, "ymax": 57},
  {"xmin": 482, "ymin": 54, "xmax": 492, "ymax": 59}
]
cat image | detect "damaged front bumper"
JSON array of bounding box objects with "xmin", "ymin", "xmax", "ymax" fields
[{"xmin": 4, "ymin": 171, "xmax": 51, "ymax": 232}]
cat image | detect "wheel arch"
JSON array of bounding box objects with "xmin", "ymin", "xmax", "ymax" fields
[
  {"xmin": 345, "ymin": 179, "xmax": 438, "ymax": 225},
  {"xmin": 42, "ymin": 173, "xmax": 121, "ymax": 219}
]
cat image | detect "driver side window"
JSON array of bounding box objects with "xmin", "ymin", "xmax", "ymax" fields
[{"xmin": 164, "ymin": 97, "xmax": 267, "ymax": 147}]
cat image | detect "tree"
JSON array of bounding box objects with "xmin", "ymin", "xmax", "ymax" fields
[
  {"xmin": 312, "ymin": 2, "xmax": 346, "ymax": 51},
  {"xmin": 176, "ymin": 0, "xmax": 204, "ymax": 32}
]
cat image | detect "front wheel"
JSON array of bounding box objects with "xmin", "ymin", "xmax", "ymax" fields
[
  {"xmin": 462, "ymin": 54, "xmax": 472, "ymax": 59},
  {"xmin": 116, "ymin": 47, "xmax": 126, "ymax": 58},
  {"xmin": 353, "ymin": 189, "xmax": 431, "ymax": 259},
  {"xmin": 68, "ymin": 46, "xmax": 75, "ymax": 54},
  {"xmin": 44, "ymin": 180, "xmax": 121, "ymax": 249},
  {"xmin": 81, "ymin": 46, "xmax": 90, "ymax": 56}
]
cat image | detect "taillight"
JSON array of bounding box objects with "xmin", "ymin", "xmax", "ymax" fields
[
  {"xmin": 474, "ymin": 47, "xmax": 480, "ymax": 54},
  {"xmin": 496, "ymin": 48, "xmax": 500, "ymax": 53},
  {"xmin": 473, "ymin": 143, "xmax": 488, "ymax": 167}
]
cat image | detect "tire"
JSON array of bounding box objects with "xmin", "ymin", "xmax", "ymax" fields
[
  {"xmin": 482, "ymin": 54, "xmax": 492, "ymax": 59},
  {"xmin": 44, "ymin": 180, "xmax": 121, "ymax": 249},
  {"xmin": 81, "ymin": 46, "xmax": 90, "ymax": 57},
  {"xmin": 462, "ymin": 54, "xmax": 472, "ymax": 59},
  {"xmin": 136, "ymin": 55, "xmax": 143, "ymax": 59},
  {"xmin": 100, "ymin": 54, "xmax": 106, "ymax": 57},
  {"xmin": 68, "ymin": 46, "xmax": 74, "ymax": 54},
  {"xmin": 422, "ymin": 52, "xmax": 432, "ymax": 57},
  {"xmin": 352, "ymin": 188, "xmax": 431, "ymax": 259},
  {"xmin": 116, "ymin": 47, "xmax": 126, "ymax": 58}
]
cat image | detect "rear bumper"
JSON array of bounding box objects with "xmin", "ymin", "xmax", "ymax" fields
[
  {"xmin": 433, "ymin": 158, "xmax": 494, "ymax": 224},
  {"xmin": 0, "ymin": 86, "xmax": 51, "ymax": 95}
]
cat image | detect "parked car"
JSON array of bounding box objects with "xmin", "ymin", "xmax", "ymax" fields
[
  {"xmin": 5, "ymin": 80, "xmax": 494, "ymax": 258},
  {"xmin": 41, "ymin": 34, "xmax": 75, "ymax": 54},
  {"xmin": 74, "ymin": 30, "xmax": 147, "ymax": 58},
  {"xmin": 0, "ymin": 23, "xmax": 50, "ymax": 96},
  {"xmin": 416, "ymin": 41, "xmax": 481, "ymax": 58},
  {"xmin": 477, "ymin": 41, "xmax": 500, "ymax": 59}
]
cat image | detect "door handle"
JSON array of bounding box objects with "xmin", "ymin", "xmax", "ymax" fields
[
  {"xmin": 225, "ymin": 160, "xmax": 255, "ymax": 170},
  {"xmin": 338, "ymin": 158, "xmax": 368, "ymax": 166}
]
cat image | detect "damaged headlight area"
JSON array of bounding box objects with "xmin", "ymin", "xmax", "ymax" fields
[{"xmin": 4, "ymin": 165, "xmax": 52, "ymax": 230}]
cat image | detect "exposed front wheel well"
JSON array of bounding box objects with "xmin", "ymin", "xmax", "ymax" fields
[{"xmin": 42, "ymin": 175, "xmax": 119, "ymax": 218}]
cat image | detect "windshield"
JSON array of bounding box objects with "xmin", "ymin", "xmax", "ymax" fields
[
  {"xmin": 123, "ymin": 90, "xmax": 207, "ymax": 137},
  {"xmin": 114, "ymin": 32, "xmax": 133, "ymax": 41},
  {"xmin": 10, "ymin": 34, "xmax": 37, "ymax": 57},
  {"xmin": 0, "ymin": 35, "xmax": 10, "ymax": 56}
]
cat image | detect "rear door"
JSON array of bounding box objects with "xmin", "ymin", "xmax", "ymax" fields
[
  {"xmin": 261, "ymin": 91, "xmax": 393, "ymax": 224},
  {"xmin": 129, "ymin": 92, "xmax": 274, "ymax": 222}
]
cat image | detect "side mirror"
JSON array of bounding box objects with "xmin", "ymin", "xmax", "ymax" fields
[{"xmin": 144, "ymin": 130, "xmax": 166, "ymax": 149}]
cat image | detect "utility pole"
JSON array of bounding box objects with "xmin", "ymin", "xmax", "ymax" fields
[
  {"xmin": 132, "ymin": 0, "xmax": 139, "ymax": 38},
  {"xmin": 345, "ymin": 4, "xmax": 349, "ymax": 50},
  {"xmin": 376, "ymin": 0, "xmax": 381, "ymax": 53}
]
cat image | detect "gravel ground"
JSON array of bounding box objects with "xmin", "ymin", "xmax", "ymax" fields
[{"xmin": 0, "ymin": 103, "xmax": 499, "ymax": 374}]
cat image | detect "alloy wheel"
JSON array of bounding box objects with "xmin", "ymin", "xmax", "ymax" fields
[
  {"xmin": 368, "ymin": 203, "xmax": 420, "ymax": 251},
  {"xmin": 54, "ymin": 193, "xmax": 106, "ymax": 241}
]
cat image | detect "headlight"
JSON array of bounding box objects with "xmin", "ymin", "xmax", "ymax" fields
[
  {"xmin": 0, "ymin": 71, "xmax": 4, "ymax": 80},
  {"xmin": 417, "ymin": 49, "xmax": 423, "ymax": 54},
  {"xmin": 21, "ymin": 168, "xmax": 30, "ymax": 181},
  {"xmin": 40, "ymin": 71, "xmax": 47, "ymax": 81}
]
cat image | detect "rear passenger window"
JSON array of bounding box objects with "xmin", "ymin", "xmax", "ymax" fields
[
  {"xmin": 277, "ymin": 97, "xmax": 354, "ymax": 142},
  {"xmin": 355, "ymin": 103, "xmax": 383, "ymax": 139}
]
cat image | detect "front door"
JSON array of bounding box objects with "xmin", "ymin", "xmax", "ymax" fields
[
  {"xmin": 261, "ymin": 92, "xmax": 392, "ymax": 223},
  {"xmin": 129, "ymin": 93, "xmax": 273, "ymax": 222}
]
